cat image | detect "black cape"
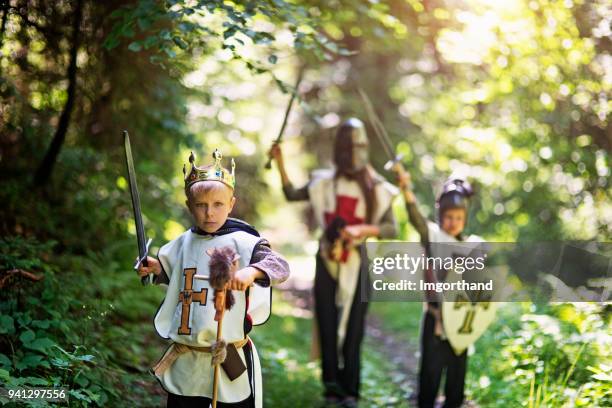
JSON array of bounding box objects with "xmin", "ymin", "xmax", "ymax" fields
[{"xmin": 190, "ymin": 217, "xmax": 260, "ymax": 238}]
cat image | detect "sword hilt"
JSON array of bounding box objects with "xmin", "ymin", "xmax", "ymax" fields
[
  {"xmin": 264, "ymin": 154, "xmax": 274, "ymax": 170},
  {"xmin": 134, "ymin": 238, "xmax": 153, "ymax": 285},
  {"xmin": 384, "ymin": 154, "xmax": 405, "ymax": 171}
]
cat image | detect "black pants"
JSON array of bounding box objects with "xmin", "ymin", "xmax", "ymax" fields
[
  {"xmin": 314, "ymin": 252, "xmax": 369, "ymax": 399},
  {"xmin": 166, "ymin": 343, "xmax": 255, "ymax": 408},
  {"xmin": 418, "ymin": 311, "xmax": 467, "ymax": 408}
]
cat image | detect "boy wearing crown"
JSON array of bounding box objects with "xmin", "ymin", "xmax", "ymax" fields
[{"xmin": 137, "ymin": 150, "xmax": 290, "ymax": 408}]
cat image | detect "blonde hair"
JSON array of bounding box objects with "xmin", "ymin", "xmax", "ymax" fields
[{"xmin": 187, "ymin": 181, "xmax": 233, "ymax": 201}]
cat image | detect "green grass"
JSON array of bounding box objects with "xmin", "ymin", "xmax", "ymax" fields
[
  {"xmin": 83, "ymin": 271, "xmax": 411, "ymax": 407},
  {"xmin": 5, "ymin": 237, "xmax": 606, "ymax": 408},
  {"xmin": 369, "ymin": 302, "xmax": 423, "ymax": 343},
  {"xmin": 368, "ymin": 301, "xmax": 611, "ymax": 408},
  {"xmin": 253, "ymin": 296, "xmax": 411, "ymax": 407},
  {"xmin": 44, "ymin": 261, "xmax": 413, "ymax": 407}
]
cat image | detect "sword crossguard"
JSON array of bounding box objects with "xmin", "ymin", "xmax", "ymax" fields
[
  {"xmin": 383, "ymin": 154, "xmax": 405, "ymax": 171},
  {"xmin": 133, "ymin": 238, "xmax": 153, "ymax": 285}
]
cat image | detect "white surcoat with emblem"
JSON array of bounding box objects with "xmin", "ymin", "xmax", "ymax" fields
[
  {"xmin": 425, "ymin": 221, "xmax": 496, "ymax": 355},
  {"xmin": 153, "ymin": 230, "xmax": 270, "ymax": 407},
  {"xmin": 308, "ymin": 169, "xmax": 398, "ymax": 351}
]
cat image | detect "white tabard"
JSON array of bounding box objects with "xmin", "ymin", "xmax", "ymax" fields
[
  {"xmin": 308, "ymin": 169, "xmax": 398, "ymax": 356},
  {"xmin": 426, "ymin": 221, "xmax": 484, "ymax": 248},
  {"xmin": 425, "ymin": 220, "xmax": 486, "ymax": 298},
  {"xmin": 425, "ymin": 221, "xmax": 496, "ymax": 355},
  {"xmin": 153, "ymin": 229, "xmax": 271, "ymax": 407}
]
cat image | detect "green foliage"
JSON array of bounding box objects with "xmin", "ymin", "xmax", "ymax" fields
[
  {"xmin": 371, "ymin": 301, "xmax": 611, "ymax": 407},
  {"xmin": 0, "ymin": 0, "xmax": 609, "ymax": 406},
  {"xmin": 295, "ymin": 0, "xmax": 610, "ymax": 241},
  {"xmin": 0, "ymin": 235, "xmax": 169, "ymax": 406},
  {"xmin": 104, "ymin": 0, "xmax": 344, "ymax": 73},
  {"xmin": 252, "ymin": 297, "xmax": 409, "ymax": 407},
  {"xmin": 469, "ymin": 303, "xmax": 610, "ymax": 407},
  {"xmin": 0, "ymin": 238, "xmax": 115, "ymax": 406}
]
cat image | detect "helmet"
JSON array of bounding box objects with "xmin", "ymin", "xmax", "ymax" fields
[
  {"xmin": 436, "ymin": 177, "xmax": 474, "ymax": 222},
  {"xmin": 333, "ymin": 118, "xmax": 369, "ymax": 175}
]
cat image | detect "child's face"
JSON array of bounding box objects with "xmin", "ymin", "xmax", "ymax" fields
[
  {"xmin": 440, "ymin": 208, "xmax": 466, "ymax": 238},
  {"xmin": 187, "ymin": 182, "xmax": 236, "ymax": 233}
]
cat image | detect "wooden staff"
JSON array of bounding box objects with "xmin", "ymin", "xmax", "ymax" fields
[
  {"xmin": 212, "ymin": 286, "xmax": 226, "ymax": 408},
  {"xmin": 207, "ymin": 247, "xmax": 239, "ymax": 408}
]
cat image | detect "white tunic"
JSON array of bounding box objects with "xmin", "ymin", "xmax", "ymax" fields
[
  {"xmin": 308, "ymin": 170, "xmax": 398, "ymax": 353},
  {"xmin": 424, "ymin": 220, "xmax": 485, "ymax": 295},
  {"xmin": 426, "ymin": 221, "xmax": 483, "ymax": 246},
  {"xmin": 425, "ymin": 220, "xmax": 495, "ymax": 353},
  {"xmin": 153, "ymin": 230, "xmax": 270, "ymax": 406}
]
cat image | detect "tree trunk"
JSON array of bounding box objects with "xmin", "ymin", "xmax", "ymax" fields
[
  {"xmin": 33, "ymin": 0, "xmax": 84, "ymax": 187},
  {"xmin": 0, "ymin": 0, "xmax": 9, "ymax": 50}
]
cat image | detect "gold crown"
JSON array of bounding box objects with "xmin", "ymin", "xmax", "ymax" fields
[{"xmin": 183, "ymin": 149, "xmax": 236, "ymax": 192}]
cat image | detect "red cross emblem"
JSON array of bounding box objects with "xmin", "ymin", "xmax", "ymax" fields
[{"xmin": 324, "ymin": 195, "xmax": 363, "ymax": 262}]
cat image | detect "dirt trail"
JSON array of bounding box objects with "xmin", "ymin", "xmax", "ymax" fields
[
  {"xmin": 278, "ymin": 265, "xmax": 479, "ymax": 408},
  {"xmin": 278, "ymin": 273, "xmax": 421, "ymax": 406}
]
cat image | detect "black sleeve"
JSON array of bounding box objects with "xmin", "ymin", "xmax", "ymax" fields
[
  {"xmin": 153, "ymin": 263, "xmax": 170, "ymax": 285},
  {"xmin": 282, "ymin": 183, "xmax": 310, "ymax": 202}
]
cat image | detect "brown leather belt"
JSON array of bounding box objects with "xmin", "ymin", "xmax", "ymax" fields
[{"xmin": 152, "ymin": 337, "xmax": 250, "ymax": 376}]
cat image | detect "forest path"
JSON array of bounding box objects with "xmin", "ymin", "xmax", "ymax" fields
[
  {"xmin": 278, "ymin": 257, "xmax": 418, "ymax": 406},
  {"xmin": 279, "ymin": 255, "xmax": 479, "ymax": 408}
]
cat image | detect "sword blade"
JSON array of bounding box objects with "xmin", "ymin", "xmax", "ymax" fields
[
  {"xmin": 123, "ymin": 130, "xmax": 151, "ymax": 284},
  {"xmin": 358, "ymin": 87, "xmax": 394, "ymax": 160},
  {"xmin": 277, "ymin": 67, "xmax": 304, "ymax": 141},
  {"xmin": 265, "ymin": 66, "xmax": 305, "ymax": 169}
]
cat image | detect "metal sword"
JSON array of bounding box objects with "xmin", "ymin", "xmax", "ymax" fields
[
  {"xmin": 265, "ymin": 66, "xmax": 305, "ymax": 169},
  {"xmin": 123, "ymin": 130, "xmax": 153, "ymax": 285},
  {"xmin": 357, "ymin": 87, "xmax": 404, "ymax": 171}
]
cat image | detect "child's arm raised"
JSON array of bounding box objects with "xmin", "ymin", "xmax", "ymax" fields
[
  {"xmin": 393, "ymin": 163, "xmax": 429, "ymax": 244},
  {"xmin": 268, "ymin": 143, "xmax": 309, "ymax": 201}
]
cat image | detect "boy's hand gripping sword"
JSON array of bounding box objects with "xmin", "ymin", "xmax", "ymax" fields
[{"xmin": 123, "ymin": 130, "xmax": 153, "ymax": 285}]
